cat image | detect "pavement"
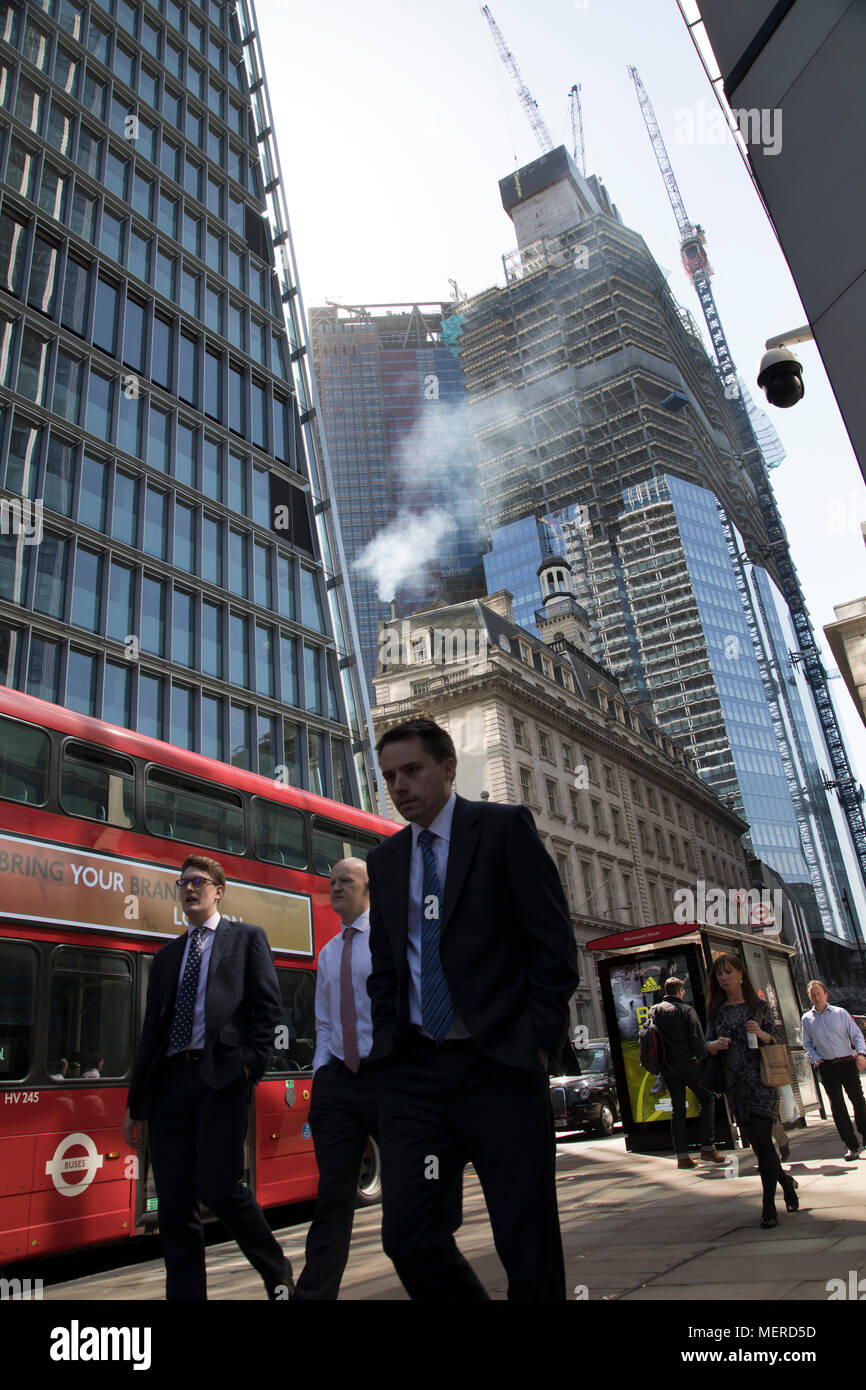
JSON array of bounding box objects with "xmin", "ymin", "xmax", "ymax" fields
[{"xmin": 43, "ymin": 1116, "xmax": 866, "ymax": 1301}]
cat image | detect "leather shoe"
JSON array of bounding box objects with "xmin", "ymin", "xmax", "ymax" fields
[
  {"xmin": 700, "ymin": 1149, "xmax": 725, "ymax": 1163},
  {"xmin": 268, "ymin": 1256, "xmax": 295, "ymax": 1301},
  {"xmin": 844, "ymin": 1148, "xmax": 861, "ymax": 1162},
  {"xmin": 677, "ymin": 1156, "xmax": 697, "ymax": 1169}
]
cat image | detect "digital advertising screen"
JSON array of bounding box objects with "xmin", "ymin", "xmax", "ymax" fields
[{"xmin": 606, "ymin": 949, "xmax": 703, "ymax": 1127}]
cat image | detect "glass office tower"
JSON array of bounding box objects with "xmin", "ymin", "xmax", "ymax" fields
[
  {"xmin": 0, "ymin": 0, "xmax": 376, "ymax": 807},
  {"xmin": 310, "ymin": 302, "xmax": 484, "ymax": 696},
  {"xmin": 461, "ymin": 146, "xmax": 866, "ymax": 972}
]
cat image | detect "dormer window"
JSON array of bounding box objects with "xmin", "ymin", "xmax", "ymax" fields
[{"xmin": 411, "ymin": 636, "xmax": 427, "ymax": 663}]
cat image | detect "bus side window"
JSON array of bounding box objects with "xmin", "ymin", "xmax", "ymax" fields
[
  {"xmin": 267, "ymin": 968, "xmax": 316, "ymax": 1074},
  {"xmin": 251, "ymin": 798, "xmax": 307, "ymax": 870},
  {"xmin": 0, "ymin": 716, "xmax": 50, "ymax": 806},
  {"xmin": 145, "ymin": 767, "xmax": 245, "ymax": 857},
  {"xmin": 60, "ymin": 741, "xmax": 135, "ymax": 827},
  {"xmin": 46, "ymin": 948, "xmax": 133, "ymax": 1082},
  {"xmin": 0, "ymin": 942, "xmax": 38, "ymax": 1083},
  {"xmin": 310, "ymin": 819, "xmax": 380, "ymax": 878}
]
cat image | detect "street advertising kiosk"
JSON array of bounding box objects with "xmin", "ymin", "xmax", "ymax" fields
[{"xmin": 587, "ymin": 921, "xmax": 819, "ymax": 1154}]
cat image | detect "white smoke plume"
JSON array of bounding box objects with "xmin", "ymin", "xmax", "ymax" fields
[{"xmin": 354, "ymin": 508, "xmax": 457, "ymax": 603}]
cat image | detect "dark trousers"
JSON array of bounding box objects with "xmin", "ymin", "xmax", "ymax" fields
[
  {"xmin": 147, "ymin": 1057, "xmax": 285, "ymax": 1300},
  {"xmin": 661, "ymin": 1062, "xmax": 716, "ymax": 1154},
  {"xmin": 378, "ymin": 1035, "xmax": 565, "ymax": 1301},
  {"xmin": 818, "ymin": 1058, "xmax": 866, "ymax": 1150},
  {"xmin": 743, "ymin": 1111, "xmax": 793, "ymax": 1216},
  {"xmin": 293, "ymin": 1059, "xmax": 381, "ymax": 1301}
]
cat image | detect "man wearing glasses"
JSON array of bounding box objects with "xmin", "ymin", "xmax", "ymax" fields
[{"xmin": 124, "ymin": 855, "xmax": 291, "ymax": 1300}]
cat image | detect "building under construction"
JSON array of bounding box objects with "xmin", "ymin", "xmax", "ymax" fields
[
  {"xmin": 310, "ymin": 303, "xmax": 484, "ymax": 693},
  {"xmin": 451, "ymin": 145, "xmax": 865, "ymax": 983}
]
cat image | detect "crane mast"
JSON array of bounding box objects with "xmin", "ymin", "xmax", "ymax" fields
[
  {"xmin": 628, "ymin": 64, "xmax": 866, "ymax": 905},
  {"xmin": 628, "ymin": 65, "xmax": 739, "ymax": 403},
  {"xmin": 569, "ymin": 83, "xmax": 586, "ymax": 175},
  {"xmin": 480, "ymin": 5, "xmax": 554, "ymax": 155}
]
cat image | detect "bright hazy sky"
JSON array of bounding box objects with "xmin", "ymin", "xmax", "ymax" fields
[{"xmin": 254, "ymin": 0, "xmax": 866, "ymax": 779}]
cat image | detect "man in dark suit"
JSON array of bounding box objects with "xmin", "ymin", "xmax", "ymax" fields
[
  {"xmin": 124, "ymin": 854, "xmax": 291, "ymax": 1300},
  {"xmin": 367, "ymin": 716, "xmax": 579, "ymax": 1300}
]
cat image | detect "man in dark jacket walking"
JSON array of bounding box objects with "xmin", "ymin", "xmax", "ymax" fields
[{"xmin": 652, "ymin": 978, "xmax": 724, "ymax": 1169}]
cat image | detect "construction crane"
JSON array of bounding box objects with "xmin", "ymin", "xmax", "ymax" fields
[
  {"xmin": 568, "ymin": 83, "xmax": 586, "ymax": 175},
  {"xmin": 627, "ymin": 66, "xmax": 740, "ymax": 404},
  {"xmin": 628, "ymin": 63, "xmax": 866, "ymax": 908},
  {"xmin": 480, "ymin": 5, "xmax": 553, "ymax": 156}
]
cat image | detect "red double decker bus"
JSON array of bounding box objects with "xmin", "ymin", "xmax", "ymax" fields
[{"xmin": 0, "ymin": 687, "xmax": 396, "ymax": 1268}]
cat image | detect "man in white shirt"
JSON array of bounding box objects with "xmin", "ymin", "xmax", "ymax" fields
[
  {"xmin": 802, "ymin": 979, "xmax": 866, "ymax": 1160},
  {"xmin": 293, "ymin": 858, "xmax": 378, "ymax": 1299}
]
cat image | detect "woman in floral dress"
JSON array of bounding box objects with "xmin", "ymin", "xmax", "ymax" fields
[{"xmin": 705, "ymin": 953, "xmax": 799, "ymax": 1228}]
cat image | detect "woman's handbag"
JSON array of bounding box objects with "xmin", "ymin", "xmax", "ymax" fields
[
  {"xmin": 760, "ymin": 1043, "xmax": 794, "ymax": 1088},
  {"xmin": 699, "ymin": 1050, "xmax": 727, "ymax": 1092}
]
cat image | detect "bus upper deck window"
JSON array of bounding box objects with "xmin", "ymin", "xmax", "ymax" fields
[
  {"xmin": 251, "ymin": 797, "xmax": 306, "ymax": 869},
  {"xmin": 145, "ymin": 766, "xmax": 245, "ymax": 855},
  {"xmin": 61, "ymin": 741, "xmax": 135, "ymax": 827},
  {"xmin": 310, "ymin": 818, "xmax": 379, "ymax": 877},
  {"xmin": 0, "ymin": 715, "xmax": 50, "ymax": 805}
]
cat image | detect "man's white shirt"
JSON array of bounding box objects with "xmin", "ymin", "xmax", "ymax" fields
[{"xmin": 312, "ymin": 910, "xmax": 373, "ymax": 1071}]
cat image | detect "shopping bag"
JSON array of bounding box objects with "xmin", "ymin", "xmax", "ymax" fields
[
  {"xmin": 760, "ymin": 1043, "xmax": 793, "ymax": 1088},
  {"xmin": 778, "ymin": 1082, "xmax": 799, "ymax": 1123}
]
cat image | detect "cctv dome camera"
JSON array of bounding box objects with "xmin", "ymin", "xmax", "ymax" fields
[{"xmin": 757, "ymin": 347, "xmax": 805, "ymax": 409}]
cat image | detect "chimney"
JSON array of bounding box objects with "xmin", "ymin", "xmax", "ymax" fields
[
  {"xmin": 389, "ymin": 599, "xmax": 399, "ymax": 621},
  {"xmin": 483, "ymin": 590, "xmax": 515, "ymax": 623}
]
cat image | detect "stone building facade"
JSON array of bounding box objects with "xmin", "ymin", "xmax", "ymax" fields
[{"xmin": 372, "ymin": 561, "xmax": 752, "ymax": 1037}]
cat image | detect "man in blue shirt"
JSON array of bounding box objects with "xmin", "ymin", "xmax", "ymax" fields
[{"xmin": 801, "ymin": 980, "xmax": 866, "ymax": 1160}]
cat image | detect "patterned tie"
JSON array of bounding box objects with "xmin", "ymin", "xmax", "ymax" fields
[
  {"xmin": 340, "ymin": 926, "xmax": 360, "ymax": 1073},
  {"xmin": 169, "ymin": 926, "xmax": 205, "ymax": 1051},
  {"xmin": 419, "ymin": 829, "xmax": 454, "ymax": 1041}
]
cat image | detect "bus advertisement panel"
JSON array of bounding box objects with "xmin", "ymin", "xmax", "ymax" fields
[{"xmin": 0, "ymin": 833, "xmax": 313, "ymax": 953}]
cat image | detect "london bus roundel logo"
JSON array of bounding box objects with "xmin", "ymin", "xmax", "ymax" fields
[
  {"xmin": 751, "ymin": 902, "xmax": 776, "ymax": 925},
  {"xmin": 45, "ymin": 1132, "xmax": 104, "ymax": 1197}
]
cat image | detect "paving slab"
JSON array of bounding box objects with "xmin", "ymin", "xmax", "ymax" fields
[
  {"xmin": 621, "ymin": 1281, "xmax": 803, "ymax": 1301},
  {"xmin": 39, "ymin": 1113, "xmax": 866, "ymax": 1302}
]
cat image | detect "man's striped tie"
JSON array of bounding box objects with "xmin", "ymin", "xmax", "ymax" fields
[{"xmin": 419, "ymin": 828, "xmax": 454, "ymax": 1041}]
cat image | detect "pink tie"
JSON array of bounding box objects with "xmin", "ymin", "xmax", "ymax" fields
[{"xmin": 340, "ymin": 926, "xmax": 360, "ymax": 1073}]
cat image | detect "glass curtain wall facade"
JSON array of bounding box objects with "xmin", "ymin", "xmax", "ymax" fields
[
  {"xmin": 311, "ymin": 303, "xmax": 484, "ymax": 695},
  {"xmin": 0, "ymin": 0, "xmax": 361, "ymax": 805}
]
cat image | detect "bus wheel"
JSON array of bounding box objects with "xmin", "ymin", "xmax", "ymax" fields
[{"xmin": 355, "ymin": 1137, "xmax": 382, "ymax": 1207}]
